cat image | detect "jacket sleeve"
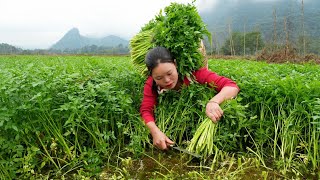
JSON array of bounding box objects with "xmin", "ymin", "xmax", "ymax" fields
[
  {"xmin": 140, "ymin": 76, "xmax": 157, "ymax": 124},
  {"xmin": 193, "ymin": 68, "xmax": 239, "ymax": 92}
]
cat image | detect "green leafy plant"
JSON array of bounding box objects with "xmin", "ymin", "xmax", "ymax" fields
[
  {"xmin": 130, "ymin": 2, "xmax": 211, "ymax": 78},
  {"xmin": 153, "ymin": 3, "xmax": 211, "ymax": 78},
  {"xmin": 187, "ymin": 117, "xmax": 217, "ymax": 159},
  {"xmin": 155, "ymin": 83, "xmax": 215, "ymax": 144},
  {"xmin": 129, "ymin": 29, "xmax": 154, "ymax": 75},
  {"xmin": 187, "ymin": 99, "xmax": 248, "ymax": 159},
  {"xmin": 0, "ymin": 55, "xmax": 319, "ymax": 178}
]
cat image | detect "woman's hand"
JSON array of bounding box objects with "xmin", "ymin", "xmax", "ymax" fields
[
  {"xmin": 146, "ymin": 122, "xmax": 174, "ymax": 150},
  {"xmin": 150, "ymin": 128, "xmax": 174, "ymax": 150},
  {"xmin": 205, "ymin": 86, "xmax": 239, "ymax": 122},
  {"xmin": 206, "ymin": 101, "xmax": 223, "ymax": 123}
]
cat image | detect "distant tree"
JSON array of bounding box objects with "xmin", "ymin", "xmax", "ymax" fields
[
  {"xmin": 296, "ymin": 34, "xmax": 320, "ymax": 55},
  {"xmin": 221, "ymin": 31, "xmax": 264, "ymax": 55},
  {"xmin": 0, "ymin": 43, "xmax": 23, "ymax": 54},
  {"xmin": 117, "ymin": 44, "xmax": 123, "ymax": 49},
  {"xmin": 0, "ymin": 43, "xmax": 130, "ymax": 55}
]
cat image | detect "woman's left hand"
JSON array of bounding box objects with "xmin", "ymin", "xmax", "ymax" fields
[{"xmin": 206, "ymin": 101, "xmax": 223, "ymax": 123}]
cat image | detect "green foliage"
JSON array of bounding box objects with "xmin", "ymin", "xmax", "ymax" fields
[
  {"xmin": 129, "ymin": 29, "xmax": 154, "ymax": 75},
  {"xmin": 209, "ymin": 59, "xmax": 320, "ymax": 173},
  {"xmin": 153, "ymin": 3, "xmax": 211, "ymax": 78},
  {"xmin": 0, "ymin": 55, "xmax": 319, "ymax": 178},
  {"xmin": 0, "ymin": 56, "xmax": 148, "ymax": 178},
  {"xmin": 155, "ymin": 83, "xmax": 216, "ymax": 144},
  {"xmin": 187, "ymin": 98, "xmax": 250, "ymax": 160},
  {"xmin": 130, "ymin": 2, "xmax": 211, "ymax": 78},
  {"xmin": 187, "ymin": 117, "xmax": 217, "ymax": 159},
  {"xmin": 221, "ymin": 31, "xmax": 264, "ymax": 55}
]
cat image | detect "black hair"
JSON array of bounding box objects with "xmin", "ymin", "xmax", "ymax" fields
[
  {"xmin": 145, "ymin": 46, "xmax": 175, "ymax": 75},
  {"xmin": 145, "ymin": 46, "xmax": 175, "ymax": 94}
]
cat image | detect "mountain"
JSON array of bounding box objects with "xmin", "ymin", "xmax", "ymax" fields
[{"xmin": 50, "ymin": 28, "xmax": 129, "ymax": 50}]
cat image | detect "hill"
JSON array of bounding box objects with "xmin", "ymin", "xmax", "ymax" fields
[
  {"xmin": 0, "ymin": 43, "xmax": 23, "ymax": 54},
  {"xmin": 50, "ymin": 28, "xmax": 129, "ymax": 50},
  {"xmin": 200, "ymin": 0, "xmax": 320, "ymax": 54}
]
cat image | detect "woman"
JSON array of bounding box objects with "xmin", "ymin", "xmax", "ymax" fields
[{"xmin": 140, "ymin": 47, "xmax": 239, "ymax": 150}]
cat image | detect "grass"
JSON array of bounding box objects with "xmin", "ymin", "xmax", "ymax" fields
[{"xmin": 0, "ymin": 55, "xmax": 319, "ymax": 179}]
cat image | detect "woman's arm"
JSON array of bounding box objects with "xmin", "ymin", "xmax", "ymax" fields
[
  {"xmin": 140, "ymin": 77, "xmax": 157, "ymax": 123},
  {"xmin": 208, "ymin": 86, "xmax": 239, "ymax": 104},
  {"xmin": 140, "ymin": 77, "xmax": 174, "ymax": 150},
  {"xmin": 192, "ymin": 68, "xmax": 240, "ymax": 122}
]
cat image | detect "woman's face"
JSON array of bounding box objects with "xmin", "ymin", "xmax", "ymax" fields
[{"xmin": 151, "ymin": 62, "xmax": 178, "ymax": 89}]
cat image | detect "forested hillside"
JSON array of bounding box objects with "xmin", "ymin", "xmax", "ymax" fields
[
  {"xmin": 200, "ymin": 0, "xmax": 320, "ymax": 55},
  {"xmin": 0, "ymin": 43, "xmax": 23, "ymax": 54}
]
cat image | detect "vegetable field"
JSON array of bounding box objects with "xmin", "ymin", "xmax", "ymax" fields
[{"xmin": 0, "ymin": 55, "xmax": 319, "ymax": 179}]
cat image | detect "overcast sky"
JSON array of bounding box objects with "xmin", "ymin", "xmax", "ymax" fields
[{"xmin": 0, "ymin": 0, "xmax": 217, "ymax": 49}]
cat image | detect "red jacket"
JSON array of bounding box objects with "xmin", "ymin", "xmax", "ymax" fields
[{"xmin": 140, "ymin": 68, "xmax": 239, "ymax": 124}]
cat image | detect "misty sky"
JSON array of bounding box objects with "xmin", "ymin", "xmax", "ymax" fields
[{"xmin": 0, "ymin": 0, "xmax": 218, "ymax": 49}]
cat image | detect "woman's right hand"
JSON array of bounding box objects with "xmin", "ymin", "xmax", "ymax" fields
[
  {"xmin": 151, "ymin": 128, "xmax": 174, "ymax": 150},
  {"xmin": 146, "ymin": 121, "xmax": 174, "ymax": 150}
]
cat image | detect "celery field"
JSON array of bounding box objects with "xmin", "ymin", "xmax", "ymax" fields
[{"xmin": 0, "ymin": 55, "xmax": 319, "ymax": 179}]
